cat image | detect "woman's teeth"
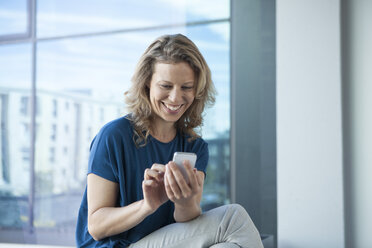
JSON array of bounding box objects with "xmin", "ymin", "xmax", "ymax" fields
[{"xmin": 164, "ymin": 103, "xmax": 182, "ymax": 111}]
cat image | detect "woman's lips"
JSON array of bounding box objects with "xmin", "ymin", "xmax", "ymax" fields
[{"xmin": 162, "ymin": 102, "xmax": 183, "ymax": 114}]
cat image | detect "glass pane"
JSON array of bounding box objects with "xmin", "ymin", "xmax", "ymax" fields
[
  {"xmin": 0, "ymin": 44, "xmax": 31, "ymax": 229},
  {"xmin": 37, "ymin": 0, "xmax": 230, "ymax": 38},
  {"xmin": 35, "ymin": 33, "xmax": 145, "ymax": 236},
  {"xmin": 34, "ymin": 22, "xmax": 229, "ymax": 240},
  {"xmin": 185, "ymin": 23, "xmax": 231, "ymax": 209},
  {"xmin": 0, "ymin": 0, "xmax": 28, "ymax": 37}
]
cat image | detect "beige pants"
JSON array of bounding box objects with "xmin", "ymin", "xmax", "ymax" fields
[{"xmin": 129, "ymin": 204, "xmax": 264, "ymax": 248}]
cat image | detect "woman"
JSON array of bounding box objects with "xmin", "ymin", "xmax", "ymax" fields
[{"xmin": 76, "ymin": 34, "xmax": 263, "ymax": 248}]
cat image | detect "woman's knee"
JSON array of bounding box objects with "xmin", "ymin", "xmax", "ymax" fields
[
  {"xmin": 228, "ymin": 203, "xmax": 245, "ymax": 211},
  {"xmin": 224, "ymin": 204, "xmax": 256, "ymax": 227},
  {"xmin": 226, "ymin": 203, "xmax": 249, "ymax": 216},
  {"xmin": 203, "ymin": 204, "xmax": 252, "ymax": 225}
]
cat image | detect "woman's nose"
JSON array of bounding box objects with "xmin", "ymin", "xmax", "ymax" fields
[{"xmin": 169, "ymin": 88, "xmax": 182, "ymax": 102}]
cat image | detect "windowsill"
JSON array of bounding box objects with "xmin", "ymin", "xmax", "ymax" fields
[{"xmin": 0, "ymin": 244, "xmax": 73, "ymax": 248}]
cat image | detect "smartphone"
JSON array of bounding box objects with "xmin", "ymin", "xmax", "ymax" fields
[{"xmin": 172, "ymin": 152, "xmax": 197, "ymax": 183}]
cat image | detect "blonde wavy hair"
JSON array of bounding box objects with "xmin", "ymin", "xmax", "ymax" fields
[{"xmin": 124, "ymin": 34, "xmax": 216, "ymax": 146}]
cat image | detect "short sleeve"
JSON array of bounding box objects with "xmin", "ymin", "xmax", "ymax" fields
[
  {"xmin": 87, "ymin": 126, "xmax": 121, "ymax": 183},
  {"xmin": 194, "ymin": 140, "xmax": 209, "ymax": 174}
]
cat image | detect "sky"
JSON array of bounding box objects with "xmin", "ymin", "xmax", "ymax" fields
[
  {"xmin": 0, "ymin": 1, "xmax": 232, "ymax": 228},
  {"xmin": 0, "ymin": 0, "xmax": 230, "ymax": 139}
]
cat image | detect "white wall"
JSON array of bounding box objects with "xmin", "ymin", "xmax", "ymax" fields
[
  {"xmin": 345, "ymin": 0, "xmax": 372, "ymax": 247},
  {"xmin": 276, "ymin": 0, "xmax": 345, "ymax": 247}
]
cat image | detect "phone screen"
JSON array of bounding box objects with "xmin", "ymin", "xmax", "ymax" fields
[{"xmin": 172, "ymin": 152, "xmax": 197, "ymax": 183}]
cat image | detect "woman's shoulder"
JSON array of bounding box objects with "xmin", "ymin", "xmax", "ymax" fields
[
  {"xmin": 97, "ymin": 115, "xmax": 133, "ymax": 138},
  {"xmin": 181, "ymin": 132, "xmax": 208, "ymax": 149}
]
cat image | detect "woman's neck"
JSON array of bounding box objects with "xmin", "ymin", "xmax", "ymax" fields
[{"xmin": 150, "ymin": 119, "xmax": 177, "ymax": 143}]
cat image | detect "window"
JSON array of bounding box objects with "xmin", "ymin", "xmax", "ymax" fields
[
  {"xmin": 99, "ymin": 107, "xmax": 104, "ymax": 122},
  {"xmin": 36, "ymin": 96, "xmax": 41, "ymax": 116},
  {"xmin": 0, "ymin": 0, "xmax": 29, "ymax": 39},
  {"xmin": 50, "ymin": 124, "xmax": 57, "ymax": 141},
  {"xmin": 49, "ymin": 147, "xmax": 55, "ymax": 163},
  {"xmin": 36, "ymin": 0, "xmax": 229, "ymax": 38},
  {"xmin": 21, "ymin": 147, "xmax": 30, "ymax": 162},
  {"xmin": 63, "ymin": 146, "xmax": 68, "ymax": 155},
  {"xmin": 0, "ymin": 1, "xmax": 231, "ymax": 245},
  {"xmin": 20, "ymin": 96, "xmax": 29, "ymax": 115},
  {"xmin": 52, "ymin": 99, "xmax": 57, "ymax": 117},
  {"xmin": 0, "ymin": 43, "xmax": 31, "ymax": 231},
  {"xmin": 22, "ymin": 123, "xmax": 30, "ymax": 134}
]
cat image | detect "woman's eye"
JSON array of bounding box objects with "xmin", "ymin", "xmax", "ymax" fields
[
  {"xmin": 161, "ymin": 85, "xmax": 172, "ymax": 89},
  {"xmin": 182, "ymin": 86, "xmax": 194, "ymax": 90}
]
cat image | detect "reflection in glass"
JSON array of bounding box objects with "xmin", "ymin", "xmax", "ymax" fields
[
  {"xmin": 33, "ymin": 23, "xmax": 229, "ymax": 231},
  {"xmin": 37, "ymin": 0, "xmax": 230, "ymax": 38},
  {"xmin": 0, "ymin": 23, "xmax": 229, "ymax": 247},
  {"xmin": 0, "ymin": 0, "xmax": 28, "ymax": 37},
  {"xmin": 186, "ymin": 23, "xmax": 231, "ymax": 209},
  {"xmin": 0, "ymin": 44, "xmax": 31, "ymax": 228}
]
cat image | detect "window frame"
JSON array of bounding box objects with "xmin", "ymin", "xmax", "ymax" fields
[
  {"xmin": 0, "ymin": 0, "xmax": 32, "ymax": 43},
  {"xmin": 0, "ymin": 0, "xmax": 233, "ymax": 246},
  {"xmin": 230, "ymin": 0, "xmax": 277, "ymax": 246}
]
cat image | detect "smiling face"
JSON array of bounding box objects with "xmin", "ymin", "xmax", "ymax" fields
[{"xmin": 149, "ymin": 62, "xmax": 196, "ymax": 131}]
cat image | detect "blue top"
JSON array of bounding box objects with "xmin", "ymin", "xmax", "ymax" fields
[{"xmin": 76, "ymin": 116, "xmax": 209, "ymax": 247}]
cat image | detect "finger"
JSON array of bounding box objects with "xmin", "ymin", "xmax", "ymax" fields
[
  {"xmin": 195, "ymin": 170, "xmax": 205, "ymax": 186},
  {"xmin": 163, "ymin": 173, "xmax": 174, "ymax": 199},
  {"xmin": 169, "ymin": 161, "xmax": 188, "ymax": 184},
  {"xmin": 145, "ymin": 168, "xmax": 163, "ymax": 181},
  {"xmin": 144, "ymin": 169, "xmax": 150, "ymax": 180},
  {"xmin": 169, "ymin": 162, "xmax": 192, "ymax": 198},
  {"xmin": 183, "ymin": 160, "xmax": 198, "ymax": 188},
  {"xmin": 151, "ymin": 163, "xmax": 166, "ymax": 173},
  {"xmin": 165, "ymin": 165, "xmax": 182, "ymax": 199},
  {"xmin": 143, "ymin": 179, "xmax": 158, "ymax": 187}
]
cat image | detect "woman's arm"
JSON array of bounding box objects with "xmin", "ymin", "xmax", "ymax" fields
[
  {"xmin": 164, "ymin": 161, "xmax": 205, "ymax": 222},
  {"xmin": 87, "ymin": 174, "xmax": 152, "ymax": 241},
  {"xmin": 87, "ymin": 165, "xmax": 168, "ymax": 241}
]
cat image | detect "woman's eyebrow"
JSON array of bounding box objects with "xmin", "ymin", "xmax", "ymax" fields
[
  {"xmin": 157, "ymin": 80, "xmax": 194, "ymax": 85},
  {"xmin": 157, "ymin": 80, "xmax": 173, "ymax": 84}
]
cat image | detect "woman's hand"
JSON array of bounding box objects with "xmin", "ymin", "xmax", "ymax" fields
[
  {"xmin": 142, "ymin": 163, "xmax": 169, "ymax": 214},
  {"xmin": 164, "ymin": 161, "xmax": 204, "ymax": 222}
]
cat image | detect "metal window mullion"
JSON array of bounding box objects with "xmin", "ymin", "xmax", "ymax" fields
[
  {"xmin": 229, "ymin": 0, "xmax": 236, "ymax": 204},
  {"xmin": 28, "ymin": 0, "xmax": 36, "ymax": 234},
  {"xmin": 35, "ymin": 18, "xmax": 230, "ymax": 42},
  {"xmin": 1, "ymin": 18, "xmax": 230, "ymax": 45},
  {"xmin": 27, "ymin": 0, "xmax": 32, "ymax": 38}
]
